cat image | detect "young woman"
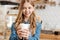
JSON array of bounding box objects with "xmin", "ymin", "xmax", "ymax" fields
[{"xmin": 9, "ymin": 0, "xmax": 42, "ymax": 40}]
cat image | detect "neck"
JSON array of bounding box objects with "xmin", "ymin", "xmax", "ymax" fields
[{"xmin": 24, "ymin": 16, "xmax": 29, "ymax": 22}]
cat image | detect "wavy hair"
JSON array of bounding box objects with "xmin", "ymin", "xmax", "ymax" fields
[{"xmin": 15, "ymin": 0, "xmax": 36, "ymax": 35}]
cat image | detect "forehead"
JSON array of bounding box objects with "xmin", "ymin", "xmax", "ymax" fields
[{"xmin": 23, "ymin": 2, "xmax": 33, "ymax": 7}]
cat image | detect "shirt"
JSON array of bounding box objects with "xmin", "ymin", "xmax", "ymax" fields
[{"xmin": 9, "ymin": 21, "xmax": 42, "ymax": 40}]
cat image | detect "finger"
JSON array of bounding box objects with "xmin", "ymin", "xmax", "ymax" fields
[
  {"xmin": 18, "ymin": 35, "xmax": 22, "ymax": 39},
  {"xmin": 23, "ymin": 29, "xmax": 29, "ymax": 31},
  {"xmin": 21, "ymin": 35, "xmax": 28, "ymax": 38},
  {"xmin": 17, "ymin": 32, "xmax": 29, "ymax": 37},
  {"xmin": 17, "ymin": 31, "xmax": 22, "ymax": 36},
  {"xmin": 22, "ymin": 30, "xmax": 30, "ymax": 33},
  {"xmin": 17, "ymin": 29, "xmax": 22, "ymax": 32},
  {"xmin": 16, "ymin": 27, "xmax": 21, "ymax": 31},
  {"xmin": 17, "ymin": 30, "xmax": 22, "ymax": 33},
  {"xmin": 21, "ymin": 35, "xmax": 28, "ymax": 39},
  {"xmin": 21, "ymin": 33, "xmax": 29, "ymax": 36},
  {"xmin": 17, "ymin": 31, "xmax": 30, "ymax": 36}
]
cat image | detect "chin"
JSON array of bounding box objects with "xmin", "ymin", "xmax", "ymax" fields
[{"xmin": 25, "ymin": 15, "xmax": 30, "ymax": 17}]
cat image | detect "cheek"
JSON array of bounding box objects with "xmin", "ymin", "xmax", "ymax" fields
[
  {"xmin": 29, "ymin": 10, "xmax": 32, "ymax": 14},
  {"xmin": 30, "ymin": 9, "xmax": 34, "ymax": 14},
  {"xmin": 22, "ymin": 10, "xmax": 25, "ymax": 14}
]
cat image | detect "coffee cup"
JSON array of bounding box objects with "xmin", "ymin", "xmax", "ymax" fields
[{"xmin": 19, "ymin": 23, "xmax": 30, "ymax": 30}]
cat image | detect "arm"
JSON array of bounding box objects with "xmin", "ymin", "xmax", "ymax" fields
[
  {"xmin": 28, "ymin": 22, "xmax": 42, "ymax": 40},
  {"xmin": 9, "ymin": 23, "xmax": 18, "ymax": 40}
]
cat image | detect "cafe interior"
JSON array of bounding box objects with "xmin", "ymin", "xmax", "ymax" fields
[{"xmin": 0, "ymin": 0, "xmax": 60, "ymax": 40}]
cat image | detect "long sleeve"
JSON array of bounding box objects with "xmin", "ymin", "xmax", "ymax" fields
[
  {"xmin": 9, "ymin": 23, "xmax": 18, "ymax": 40},
  {"xmin": 28, "ymin": 22, "xmax": 42, "ymax": 40}
]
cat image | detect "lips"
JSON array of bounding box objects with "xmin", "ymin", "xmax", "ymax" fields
[{"xmin": 25, "ymin": 13, "xmax": 29, "ymax": 15}]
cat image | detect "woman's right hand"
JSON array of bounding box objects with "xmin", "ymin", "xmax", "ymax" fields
[
  {"xmin": 17, "ymin": 29, "xmax": 22, "ymax": 39},
  {"xmin": 17, "ymin": 28, "xmax": 30, "ymax": 39}
]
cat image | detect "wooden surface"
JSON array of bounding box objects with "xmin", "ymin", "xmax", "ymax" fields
[
  {"xmin": 40, "ymin": 33, "xmax": 60, "ymax": 40},
  {"xmin": 0, "ymin": 31, "xmax": 60, "ymax": 40}
]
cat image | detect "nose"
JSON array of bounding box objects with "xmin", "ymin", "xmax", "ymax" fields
[{"xmin": 25, "ymin": 8, "xmax": 29, "ymax": 13}]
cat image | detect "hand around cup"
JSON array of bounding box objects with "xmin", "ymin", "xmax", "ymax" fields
[{"xmin": 17, "ymin": 29, "xmax": 30, "ymax": 39}]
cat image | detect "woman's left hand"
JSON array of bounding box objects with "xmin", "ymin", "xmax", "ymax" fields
[
  {"xmin": 17, "ymin": 29, "xmax": 30, "ymax": 39},
  {"xmin": 22, "ymin": 29, "xmax": 30, "ymax": 39}
]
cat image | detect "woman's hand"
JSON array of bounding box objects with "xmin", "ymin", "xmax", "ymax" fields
[{"xmin": 17, "ymin": 29, "xmax": 30, "ymax": 39}]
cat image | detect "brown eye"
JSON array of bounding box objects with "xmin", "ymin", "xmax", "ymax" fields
[{"xmin": 29, "ymin": 7, "xmax": 31, "ymax": 9}]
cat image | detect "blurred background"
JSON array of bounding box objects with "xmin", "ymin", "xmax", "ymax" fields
[{"xmin": 0, "ymin": 0, "xmax": 60, "ymax": 40}]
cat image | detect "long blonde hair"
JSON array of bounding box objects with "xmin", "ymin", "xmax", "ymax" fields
[{"xmin": 15, "ymin": 0, "xmax": 36, "ymax": 35}]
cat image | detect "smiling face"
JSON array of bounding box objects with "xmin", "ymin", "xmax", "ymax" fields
[{"xmin": 22, "ymin": 2, "xmax": 34, "ymax": 18}]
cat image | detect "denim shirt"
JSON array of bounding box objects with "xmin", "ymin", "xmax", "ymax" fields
[{"xmin": 9, "ymin": 21, "xmax": 42, "ymax": 40}]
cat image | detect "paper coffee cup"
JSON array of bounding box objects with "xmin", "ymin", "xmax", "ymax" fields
[{"xmin": 19, "ymin": 23, "xmax": 30, "ymax": 30}]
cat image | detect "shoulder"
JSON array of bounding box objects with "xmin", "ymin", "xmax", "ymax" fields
[
  {"xmin": 36, "ymin": 21, "xmax": 42, "ymax": 30},
  {"xmin": 11, "ymin": 22, "xmax": 16, "ymax": 30},
  {"xmin": 36, "ymin": 20, "xmax": 42, "ymax": 24},
  {"xmin": 36, "ymin": 16, "xmax": 42, "ymax": 24},
  {"xmin": 36, "ymin": 19, "xmax": 42, "ymax": 29},
  {"xmin": 35, "ymin": 20, "xmax": 42, "ymax": 34},
  {"xmin": 36, "ymin": 18, "xmax": 42, "ymax": 25},
  {"xmin": 11, "ymin": 22, "xmax": 16, "ymax": 28},
  {"xmin": 12, "ymin": 22, "xmax": 15, "ymax": 26},
  {"xmin": 36, "ymin": 21, "xmax": 42, "ymax": 28}
]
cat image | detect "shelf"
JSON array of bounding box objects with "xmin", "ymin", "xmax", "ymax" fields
[
  {"xmin": 0, "ymin": 1, "xmax": 19, "ymax": 5},
  {"xmin": 7, "ymin": 14, "xmax": 17, "ymax": 16},
  {"xmin": 41, "ymin": 30, "xmax": 60, "ymax": 35}
]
